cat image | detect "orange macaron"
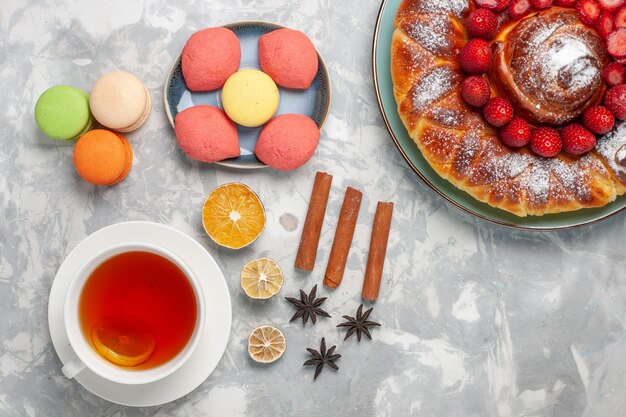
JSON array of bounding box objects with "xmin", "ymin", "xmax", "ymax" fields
[{"xmin": 73, "ymin": 129, "xmax": 133, "ymax": 186}]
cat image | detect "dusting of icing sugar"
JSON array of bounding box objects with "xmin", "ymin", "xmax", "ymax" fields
[
  {"xmin": 478, "ymin": 148, "xmax": 533, "ymax": 185},
  {"xmin": 517, "ymin": 155, "xmax": 598, "ymax": 205},
  {"xmin": 541, "ymin": 37, "xmax": 599, "ymax": 93},
  {"xmin": 453, "ymin": 131, "xmax": 482, "ymax": 177},
  {"xmin": 411, "ymin": 66, "xmax": 458, "ymax": 112},
  {"xmin": 526, "ymin": 161, "xmax": 551, "ymax": 204},
  {"xmin": 421, "ymin": 127, "xmax": 461, "ymax": 162},
  {"xmin": 596, "ymin": 121, "xmax": 626, "ymax": 183},
  {"xmin": 553, "ymin": 157, "xmax": 593, "ymax": 201},
  {"xmin": 455, "ymin": 135, "xmax": 598, "ymax": 206},
  {"xmin": 499, "ymin": 10, "xmax": 607, "ymax": 125},
  {"xmin": 413, "ymin": 0, "xmax": 468, "ymax": 17},
  {"xmin": 428, "ymin": 107, "xmax": 464, "ymax": 127},
  {"xmin": 447, "ymin": 0, "xmax": 469, "ymax": 16},
  {"xmin": 616, "ymin": 146, "xmax": 626, "ymax": 167},
  {"xmin": 400, "ymin": 36, "xmax": 435, "ymax": 73},
  {"xmin": 504, "ymin": 152, "xmax": 532, "ymax": 178},
  {"xmin": 403, "ymin": 14, "xmax": 454, "ymax": 55},
  {"xmin": 530, "ymin": 20, "xmax": 559, "ymax": 46}
]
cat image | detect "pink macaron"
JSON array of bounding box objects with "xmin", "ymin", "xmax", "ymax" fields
[
  {"xmin": 258, "ymin": 28, "xmax": 318, "ymax": 89},
  {"xmin": 182, "ymin": 28, "xmax": 241, "ymax": 91},
  {"xmin": 174, "ymin": 105, "xmax": 240, "ymax": 163},
  {"xmin": 255, "ymin": 114, "xmax": 320, "ymax": 170}
]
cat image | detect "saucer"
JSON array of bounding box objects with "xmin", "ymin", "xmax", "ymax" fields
[
  {"xmin": 47, "ymin": 221, "xmax": 232, "ymax": 407},
  {"xmin": 164, "ymin": 21, "xmax": 332, "ymax": 170}
]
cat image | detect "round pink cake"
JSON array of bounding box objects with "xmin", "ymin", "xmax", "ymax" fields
[
  {"xmin": 258, "ymin": 28, "xmax": 318, "ymax": 89},
  {"xmin": 174, "ymin": 105, "xmax": 240, "ymax": 163},
  {"xmin": 255, "ymin": 114, "xmax": 320, "ymax": 170},
  {"xmin": 181, "ymin": 28, "xmax": 241, "ymax": 91}
]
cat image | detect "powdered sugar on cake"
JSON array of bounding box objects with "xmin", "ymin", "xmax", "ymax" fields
[
  {"xmin": 431, "ymin": 128, "xmax": 598, "ymax": 204},
  {"xmin": 412, "ymin": 0, "xmax": 468, "ymax": 17},
  {"xmin": 597, "ymin": 121, "xmax": 626, "ymax": 184},
  {"xmin": 428, "ymin": 107, "xmax": 464, "ymax": 127},
  {"xmin": 403, "ymin": 14, "xmax": 455, "ymax": 56},
  {"xmin": 411, "ymin": 66, "xmax": 459, "ymax": 112},
  {"xmin": 501, "ymin": 10, "xmax": 607, "ymax": 125},
  {"xmin": 536, "ymin": 37, "xmax": 602, "ymax": 110},
  {"xmin": 542, "ymin": 38, "xmax": 599, "ymax": 92}
]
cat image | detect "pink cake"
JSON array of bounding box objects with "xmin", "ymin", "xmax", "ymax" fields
[
  {"xmin": 174, "ymin": 105, "xmax": 240, "ymax": 163},
  {"xmin": 255, "ymin": 114, "xmax": 320, "ymax": 170},
  {"xmin": 181, "ymin": 28, "xmax": 241, "ymax": 91},
  {"xmin": 258, "ymin": 28, "xmax": 318, "ymax": 89}
]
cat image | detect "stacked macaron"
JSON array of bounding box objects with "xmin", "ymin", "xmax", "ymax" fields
[
  {"xmin": 175, "ymin": 26, "xmax": 322, "ymax": 171},
  {"xmin": 73, "ymin": 130, "xmax": 133, "ymax": 186},
  {"xmin": 35, "ymin": 71, "xmax": 151, "ymax": 185},
  {"xmin": 35, "ymin": 86, "xmax": 94, "ymax": 141}
]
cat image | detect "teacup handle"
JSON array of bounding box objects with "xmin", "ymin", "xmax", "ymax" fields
[{"xmin": 62, "ymin": 356, "xmax": 86, "ymax": 379}]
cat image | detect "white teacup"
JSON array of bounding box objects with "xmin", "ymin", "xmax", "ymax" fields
[{"xmin": 62, "ymin": 242, "xmax": 205, "ymax": 385}]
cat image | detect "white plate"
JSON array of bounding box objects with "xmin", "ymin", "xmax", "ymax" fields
[{"xmin": 47, "ymin": 221, "xmax": 232, "ymax": 407}]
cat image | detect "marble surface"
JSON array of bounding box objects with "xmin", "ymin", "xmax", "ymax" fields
[{"xmin": 1, "ymin": 0, "xmax": 626, "ymax": 415}]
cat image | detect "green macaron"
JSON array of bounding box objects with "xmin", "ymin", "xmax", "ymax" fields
[{"xmin": 34, "ymin": 85, "xmax": 94, "ymax": 140}]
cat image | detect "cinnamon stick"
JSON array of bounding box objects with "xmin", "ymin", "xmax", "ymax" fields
[
  {"xmin": 323, "ymin": 186, "xmax": 362, "ymax": 288},
  {"xmin": 362, "ymin": 201, "xmax": 393, "ymax": 301},
  {"xmin": 294, "ymin": 172, "xmax": 333, "ymax": 271}
]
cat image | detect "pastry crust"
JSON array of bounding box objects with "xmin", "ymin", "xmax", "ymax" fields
[{"xmin": 391, "ymin": 0, "xmax": 626, "ymax": 216}]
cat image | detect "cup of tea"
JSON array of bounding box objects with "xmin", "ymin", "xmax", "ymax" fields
[{"xmin": 62, "ymin": 242, "xmax": 205, "ymax": 385}]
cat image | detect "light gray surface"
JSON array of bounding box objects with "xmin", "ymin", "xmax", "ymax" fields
[{"xmin": 1, "ymin": 0, "xmax": 626, "ymax": 416}]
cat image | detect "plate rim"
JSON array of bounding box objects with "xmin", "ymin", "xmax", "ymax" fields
[
  {"xmin": 163, "ymin": 20, "xmax": 332, "ymax": 170},
  {"xmin": 371, "ymin": 0, "xmax": 626, "ymax": 231}
]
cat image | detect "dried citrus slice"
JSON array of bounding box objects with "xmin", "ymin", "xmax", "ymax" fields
[
  {"xmin": 91, "ymin": 317, "xmax": 156, "ymax": 367},
  {"xmin": 248, "ymin": 325, "xmax": 286, "ymax": 363},
  {"xmin": 241, "ymin": 258, "xmax": 284, "ymax": 299},
  {"xmin": 202, "ymin": 183, "xmax": 266, "ymax": 249}
]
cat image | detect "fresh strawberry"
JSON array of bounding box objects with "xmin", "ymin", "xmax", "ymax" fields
[
  {"xmin": 598, "ymin": 0, "xmax": 625, "ymax": 11},
  {"xmin": 603, "ymin": 62, "xmax": 626, "ymax": 85},
  {"xmin": 576, "ymin": 0, "xmax": 602, "ymax": 25},
  {"xmin": 607, "ymin": 28, "xmax": 626, "ymax": 58},
  {"xmin": 530, "ymin": 127, "xmax": 562, "ymax": 157},
  {"xmin": 561, "ymin": 124, "xmax": 597, "ymax": 155},
  {"xmin": 582, "ymin": 106, "xmax": 615, "ymax": 133},
  {"xmin": 476, "ymin": 0, "xmax": 513, "ymax": 11},
  {"xmin": 604, "ymin": 84, "xmax": 626, "ymax": 118},
  {"xmin": 508, "ymin": 0, "xmax": 532, "ymax": 19},
  {"xmin": 483, "ymin": 97, "xmax": 514, "ymax": 127},
  {"xmin": 467, "ymin": 9, "xmax": 499, "ymax": 39},
  {"xmin": 555, "ymin": 0, "xmax": 577, "ymax": 6},
  {"xmin": 615, "ymin": 6, "xmax": 626, "ymax": 26},
  {"xmin": 461, "ymin": 76, "xmax": 491, "ymax": 107},
  {"xmin": 500, "ymin": 117, "xmax": 532, "ymax": 147},
  {"xmin": 596, "ymin": 12, "xmax": 615, "ymax": 38},
  {"xmin": 459, "ymin": 39, "xmax": 492, "ymax": 74},
  {"xmin": 531, "ymin": 0, "xmax": 553, "ymax": 9}
]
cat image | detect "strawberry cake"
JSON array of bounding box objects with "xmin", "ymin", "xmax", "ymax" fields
[{"xmin": 391, "ymin": 0, "xmax": 626, "ymax": 216}]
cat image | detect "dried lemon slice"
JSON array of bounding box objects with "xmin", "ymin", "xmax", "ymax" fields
[
  {"xmin": 91, "ymin": 317, "xmax": 156, "ymax": 367},
  {"xmin": 241, "ymin": 258, "xmax": 284, "ymax": 299},
  {"xmin": 248, "ymin": 325, "xmax": 286, "ymax": 363},
  {"xmin": 202, "ymin": 183, "xmax": 266, "ymax": 249}
]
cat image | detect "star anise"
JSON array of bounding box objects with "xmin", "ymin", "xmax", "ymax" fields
[
  {"xmin": 285, "ymin": 284, "xmax": 331, "ymax": 325},
  {"xmin": 303, "ymin": 337, "xmax": 341, "ymax": 380},
  {"xmin": 337, "ymin": 304, "xmax": 381, "ymax": 342}
]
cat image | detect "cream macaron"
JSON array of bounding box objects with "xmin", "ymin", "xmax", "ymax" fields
[
  {"xmin": 89, "ymin": 71, "xmax": 152, "ymax": 133},
  {"xmin": 221, "ymin": 69, "xmax": 279, "ymax": 128}
]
